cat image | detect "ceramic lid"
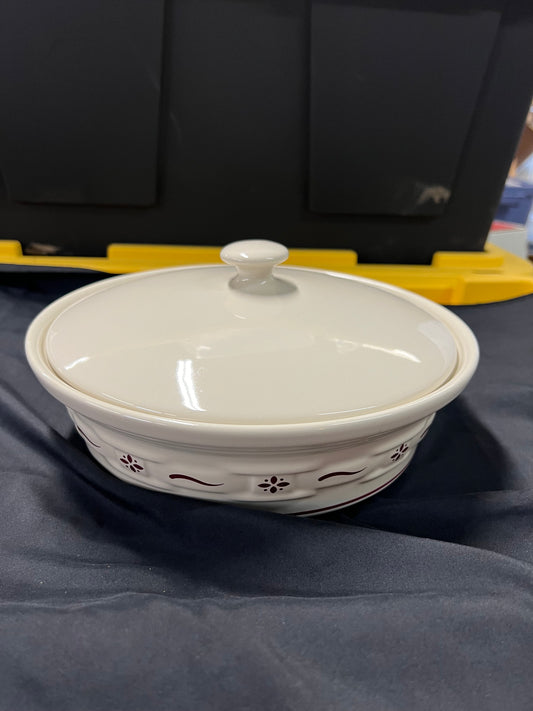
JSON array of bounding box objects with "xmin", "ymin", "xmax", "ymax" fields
[{"xmin": 45, "ymin": 240, "xmax": 458, "ymax": 425}]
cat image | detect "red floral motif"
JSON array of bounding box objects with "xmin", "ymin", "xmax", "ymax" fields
[
  {"xmin": 120, "ymin": 454, "xmax": 144, "ymax": 473},
  {"xmin": 258, "ymin": 476, "xmax": 290, "ymax": 494},
  {"xmin": 391, "ymin": 443, "xmax": 409, "ymax": 462}
]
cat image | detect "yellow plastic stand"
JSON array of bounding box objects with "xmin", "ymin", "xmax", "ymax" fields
[{"xmin": 1, "ymin": 239, "xmax": 532, "ymax": 305}]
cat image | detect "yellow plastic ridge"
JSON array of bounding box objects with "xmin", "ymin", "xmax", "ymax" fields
[{"xmin": 1, "ymin": 239, "xmax": 532, "ymax": 305}]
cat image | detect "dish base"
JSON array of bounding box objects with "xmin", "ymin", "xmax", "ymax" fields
[{"xmin": 70, "ymin": 410, "xmax": 432, "ymax": 515}]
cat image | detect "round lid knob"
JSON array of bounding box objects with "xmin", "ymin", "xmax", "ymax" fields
[{"xmin": 221, "ymin": 240, "xmax": 293, "ymax": 294}]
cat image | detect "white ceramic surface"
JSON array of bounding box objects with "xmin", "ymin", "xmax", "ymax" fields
[
  {"xmin": 25, "ymin": 240, "xmax": 479, "ymax": 515},
  {"xmin": 44, "ymin": 240, "xmax": 457, "ymax": 424}
]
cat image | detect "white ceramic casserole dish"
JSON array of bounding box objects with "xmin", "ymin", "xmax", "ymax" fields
[{"xmin": 25, "ymin": 240, "xmax": 479, "ymax": 515}]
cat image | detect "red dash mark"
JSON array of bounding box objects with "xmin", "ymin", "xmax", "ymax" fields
[
  {"xmin": 76, "ymin": 425, "xmax": 101, "ymax": 448},
  {"xmin": 297, "ymin": 467, "xmax": 408, "ymax": 516},
  {"xmin": 168, "ymin": 474, "xmax": 224, "ymax": 487},
  {"xmin": 317, "ymin": 469, "xmax": 366, "ymax": 482}
]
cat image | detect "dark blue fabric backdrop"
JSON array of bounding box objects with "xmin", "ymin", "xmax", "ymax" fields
[{"xmin": 1, "ymin": 266, "xmax": 532, "ymax": 710}]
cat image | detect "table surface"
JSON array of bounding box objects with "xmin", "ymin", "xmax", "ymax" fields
[{"xmin": 1, "ymin": 266, "xmax": 533, "ymax": 711}]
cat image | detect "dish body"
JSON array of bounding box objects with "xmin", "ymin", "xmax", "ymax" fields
[{"xmin": 25, "ymin": 242, "xmax": 479, "ymax": 515}]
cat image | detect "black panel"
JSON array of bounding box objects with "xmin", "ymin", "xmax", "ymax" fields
[
  {"xmin": 0, "ymin": 0, "xmax": 532, "ymax": 263},
  {"xmin": 309, "ymin": 1, "xmax": 502, "ymax": 216},
  {"xmin": 0, "ymin": 0, "xmax": 165, "ymax": 206}
]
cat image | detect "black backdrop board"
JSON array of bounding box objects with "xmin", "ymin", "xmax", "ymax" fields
[
  {"xmin": 1, "ymin": 267, "xmax": 533, "ymax": 710},
  {"xmin": 309, "ymin": 1, "xmax": 501, "ymax": 216},
  {"xmin": 0, "ymin": 0, "xmax": 532, "ymax": 263},
  {"xmin": 0, "ymin": 0, "xmax": 165, "ymax": 207}
]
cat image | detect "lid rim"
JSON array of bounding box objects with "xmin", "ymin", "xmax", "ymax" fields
[
  {"xmin": 25, "ymin": 263, "xmax": 478, "ymax": 447},
  {"xmin": 42, "ymin": 263, "xmax": 460, "ymax": 424},
  {"xmin": 27, "ymin": 331, "xmax": 478, "ymax": 448}
]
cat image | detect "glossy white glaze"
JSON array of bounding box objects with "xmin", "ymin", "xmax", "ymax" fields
[
  {"xmin": 25, "ymin": 241, "xmax": 479, "ymax": 514},
  {"xmin": 221, "ymin": 239, "xmax": 291, "ymax": 294},
  {"xmin": 44, "ymin": 241, "xmax": 457, "ymax": 424}
]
